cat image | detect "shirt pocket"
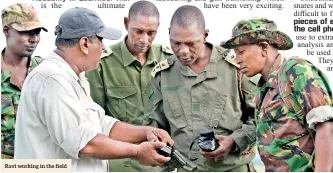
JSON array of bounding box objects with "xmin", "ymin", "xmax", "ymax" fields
[
  {"xmin": 210, "ymin": 94, "xmax": 242, "ymax": 132},
  {"xmin": 164, "ymin": 95, "xmax": 188, "ymax": 129},
  {"xmin": 106, "ymin": 86, "xmax": 137, "ymax": 120},
  {"xmin": 264, "ymin": 101, "xmax": 307, "ymax": 145}
]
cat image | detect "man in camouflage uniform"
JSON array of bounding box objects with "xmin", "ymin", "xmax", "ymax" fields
[
  {"xmin": 144, "ymin": 5, "xmax": 259, "ymax": 171},
  {"xmin": 1, "ymin": 3, "xmax": 47, "ymax": 159},
  {"xmin": 221, "ymin": 18, "xmax": 333, "ymax": 172},
  {"xmin": 85, "ymin": 1, "xmax": 173, "ymax": 171}
]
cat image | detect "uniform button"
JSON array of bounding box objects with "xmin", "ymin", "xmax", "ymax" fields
[{"xmin": 189, "ymin": 155, "xmax": 198, "ymax": 161}]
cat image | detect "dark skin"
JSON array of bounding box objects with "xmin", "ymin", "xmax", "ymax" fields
[
  {"xmin": 2, "ymin": 26, "xmax": 41, "ymax": 89},
  {"xmin": 169, "ymin": 23, "xmax": 236, "ymax": 161},
  {"xmin": 169, "ymin": 24, "xmax": 210, "ymax": 74},
  {"xmin": 234, "ymin": 42, "xmax": 333, "ymax": 171},
  {"xmin": 55, "ymin": 36, "xmax": 174, "ymax": 166},
  {"xmin": 124, "ymin": 13, "xmax": 159, "ymax": 66}
]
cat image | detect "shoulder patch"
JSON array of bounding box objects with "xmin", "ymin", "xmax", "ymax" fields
[
  {"xmin": 151, "ymin": 57, "xmax": 177, "ymax": 77},
  {"xmin": 101, "ymin": 46, "xmax": 113, "ymax": 58},
  {"xmin": 161, "ymin": 45, "xmax": 173, "ymax": 55},
  {"xmin": 224, "ymin": 50, "xmax": 240, "ymax": 68},
  {"xmin": 151, "ymin": 59, "xmax": 170, "ymax": 78},
  {"xmin": 32, "ymin": 56, "xmax": 44, "ymax": 65}
]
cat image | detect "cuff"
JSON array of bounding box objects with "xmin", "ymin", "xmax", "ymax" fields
[
  {"xmin": 102, "ymin": 116, "xmax": 119, "ymax": 136},
  {"xmin": 306, "ymin": 105, "xmax": 333, "ymax": 130},
  {"xmin": 60, "ymin": 122, "xmax": 99, "ymax": 159},
  {"xmin": 229, "ymin": 131, "xmax": 248, "ymax": 153}
]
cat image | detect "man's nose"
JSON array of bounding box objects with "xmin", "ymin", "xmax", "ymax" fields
[
  {"xmin": 139, "ymin": 34, "xmax": 149, "ymax": 44},
  {"xmin": 235, "ymin": 54, "xmax": 242, "ymax": 64},
  {"xmin": 29, "ymin": 34, "xmax": 40, "ymax": 43},
  {"xmin": 179, "ymin": 44, "xmax": 190, "ymax": 54}
]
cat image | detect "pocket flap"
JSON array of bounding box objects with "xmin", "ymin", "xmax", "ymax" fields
[{"xmin": 107, "ymin": 86, "xmax": 137, "ymax": 99}]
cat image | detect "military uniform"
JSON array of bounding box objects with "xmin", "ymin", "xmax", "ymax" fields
[
  {"xmin": 221, "ymin": 18, "xmax": 333, "ymax": 172},
  {"xmin": 254, "ymin": 55, "xmax": 333, "ymax": 172},
  {"xmin": 85, "ymin": 36, "xmax": 173, "ymax": 172},
  {"xmin": 1, "ymin": 3, "xmax": 46, "ymax": 159},
  {"xmin": 1, "ymin": 49, "xmax": 43, "ymax": 159},
  {"xmin": 144, "ymin": 43, "xmax": 258, "ymax": 171}
]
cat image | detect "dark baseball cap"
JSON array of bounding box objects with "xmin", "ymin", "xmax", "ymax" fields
[{"xmin": 55, "ymin": 7, "xmax": 121, "ymax": 40}]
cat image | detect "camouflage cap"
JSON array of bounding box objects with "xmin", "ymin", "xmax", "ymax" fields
[
  {"xmin": 1, "ymin": 3, "xmax": 47, "ymax": 32},
  {"xmin": 221, "ymin": 18, "xmax": 292, "ymax": 50}
]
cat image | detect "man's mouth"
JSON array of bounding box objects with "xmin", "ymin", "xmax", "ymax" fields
[{"xmin": 26, "ymin": 46, "xmax": 36, "ymax": 51}]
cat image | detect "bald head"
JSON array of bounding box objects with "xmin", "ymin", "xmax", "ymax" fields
[
  {"xmin": 170, "ymin": 5, "xmax": 205, "ymax": 33},
  {"xmin": 128, "ymin": 0, "xmax": 159, "ymax": 20}
]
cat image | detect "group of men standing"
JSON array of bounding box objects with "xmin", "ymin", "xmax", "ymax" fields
[{"xmin": 1, "ymin": 1, "xmax": 333, "ymax": 172}]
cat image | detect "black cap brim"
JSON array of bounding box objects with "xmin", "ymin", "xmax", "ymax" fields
[{"xmin": 97, "ymin": 27, "xmax": 122, "ymax": 40}]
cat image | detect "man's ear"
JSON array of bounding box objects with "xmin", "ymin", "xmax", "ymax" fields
[
  {"xmin": 124, "ymin": 17, "xmax": 129, "ymax": 31},
  {"xmin": 203, "ymin": 29, "xmax": 209, "ymax": 42},
  {"xmin": 79, "ymin": 37, "xmax": 89, "ymax": 55},
  {"xmin": 3, "ymin": 26, "xmax": 10, "ymax": 37},
  {"xmin": 258, "ymin": 41, "xmax": 269, "ymax": 57}
]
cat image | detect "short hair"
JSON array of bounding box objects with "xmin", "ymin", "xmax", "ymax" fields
[
  {"xmin": 55, "ymin": 35, "xmax": 97, "ymax": 47},
  {"xmin": 128, "ymin": 0, "xmax": 159, "ymax": 20},
  {"xmin": 170, "ymin": 5, "xmax": 205, "ymax": 33}
]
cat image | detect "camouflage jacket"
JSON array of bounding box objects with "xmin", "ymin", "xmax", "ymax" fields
[
  {"xmin": 254, "ymin": 55, "xmax": 333, "ymax": 171},
  {"xmin": 1, "ymin": 49, "xmax": 42, "ymax": 156}
]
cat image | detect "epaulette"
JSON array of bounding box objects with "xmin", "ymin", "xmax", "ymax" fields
[
  {"xmin": 101, "ymin": 46, "xmax": 113, "ymax": 58},
  {"xmin": 151, "ymin": 57, "xmax": 176, "ymax": 77},
  {"xmin": 216, "ymin": 45, "xmax": 230, "ymax": 58},
  {"xmin": 31, "ymin": 56, "xmax": 44, "ymax": 65},
  {"xmin": 161, "ymin": 45, "xmax": 173, "ymax": 55},
  {"xmin": 223, "ymin": 50, "xmax": 240, "ymax": 68}
]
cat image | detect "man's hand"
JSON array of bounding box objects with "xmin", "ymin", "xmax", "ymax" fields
[
  {"xmin": 314, "ymin": 121, "xmax": 333, "ymax": 172},
  {"xmin": 134, "ymin": 141, "xmax": 171, "ymax": 166},
  {"xmin": 147, "ymin": 128, "xmax": 174, "ymax": 146},
  {"xmin": 201, "ymin": 135, "xmax": 235, "ymax": 162}
]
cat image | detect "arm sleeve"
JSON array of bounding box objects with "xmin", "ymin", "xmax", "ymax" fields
[
  {"xmin": 36, "ymin": 76, "xmax": 99, "ymax": 159},
  {"xmin": 99, "ymin": 109, "xmax": 119, "ymax": 136},
  {"xmin": 288, "ymin": 61, "xmax": 333, "ymax": 130},
  {"xmin": 230, "ymin": 74, "xmax": 258, "ymax": 153},
  {"xmin": 143, "ymin": 75, "xmax": 170, "ymax": 133}
]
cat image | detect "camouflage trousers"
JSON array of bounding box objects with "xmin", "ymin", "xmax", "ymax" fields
[{"xmin": 1, "ymin": 154, "xmax": 13, "ymax": 159}]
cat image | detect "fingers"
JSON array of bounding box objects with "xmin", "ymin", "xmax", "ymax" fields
[
  {"xmin": 149, "ymin": 142, "xmax": 171, "ymax": 166},
  {"xmin": 148, "ymin": 135, "xmax": 159, "ymax": 142},
  {"xmin": 159, "ymin": 131, "xmax": 174, "ymax": 146},
  {"xmin": 152, "ymin": 129, "xmax": 174, "ymax": 146},
  {"xmin": 215, "ymin": 135, "xmax": 224, "ymax": 141},
  {"xmin": 151, "ymin": 141, "xmax": 166, "ymax": 149},
  {"xmin": 201, "ymin": 145, "xmax": 224, "ymax": 157},
  {"xmin": 154, "ymin": 153, "xmax": 171, "ymax": 163}
]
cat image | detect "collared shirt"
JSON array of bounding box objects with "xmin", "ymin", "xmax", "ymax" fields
[
  {"xmin": 145, "ymin": 43, "xmax": 258, "ymax": 171},
  {"xmin": 14, "ymin": 52, "xmax": 118, "ymax": 172},
  {"xmin": 254, "ymin": 55, "xmax": 333, "ymax": 172},
  {"xmin": 86, "ymin": 36, "xmax": 173, "ymax": 125},
  {"xmin": 1, "ymin": 48, "xmax": 41, "ymax": 156}
]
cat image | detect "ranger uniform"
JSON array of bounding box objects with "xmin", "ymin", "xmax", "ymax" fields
[
  {"xmin": 145, "ymin": 43, "xmax": 259, "ymax": 171},
  {"xmin": 86, "ymin": 36, "xmax": 173, "ymax": 171},
  {"xmin": 1, "ymin": 3, "xmax": 46, "ymax": 159}
]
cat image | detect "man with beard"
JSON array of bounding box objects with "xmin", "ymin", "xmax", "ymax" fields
[
  {"xmin": 1, "ymin": 3, "xmax": 47, "ymax": 159},
  {"xmin": 144, "ymin": 5, "xmax": 259, "ymax": 172},
  {"xmin": 221, "ymin": 17, "xmax": 333, "ymax": 172},
  {"xmin": 86, "ymin": 0, "xmax": 173, "ymax": 171}
]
